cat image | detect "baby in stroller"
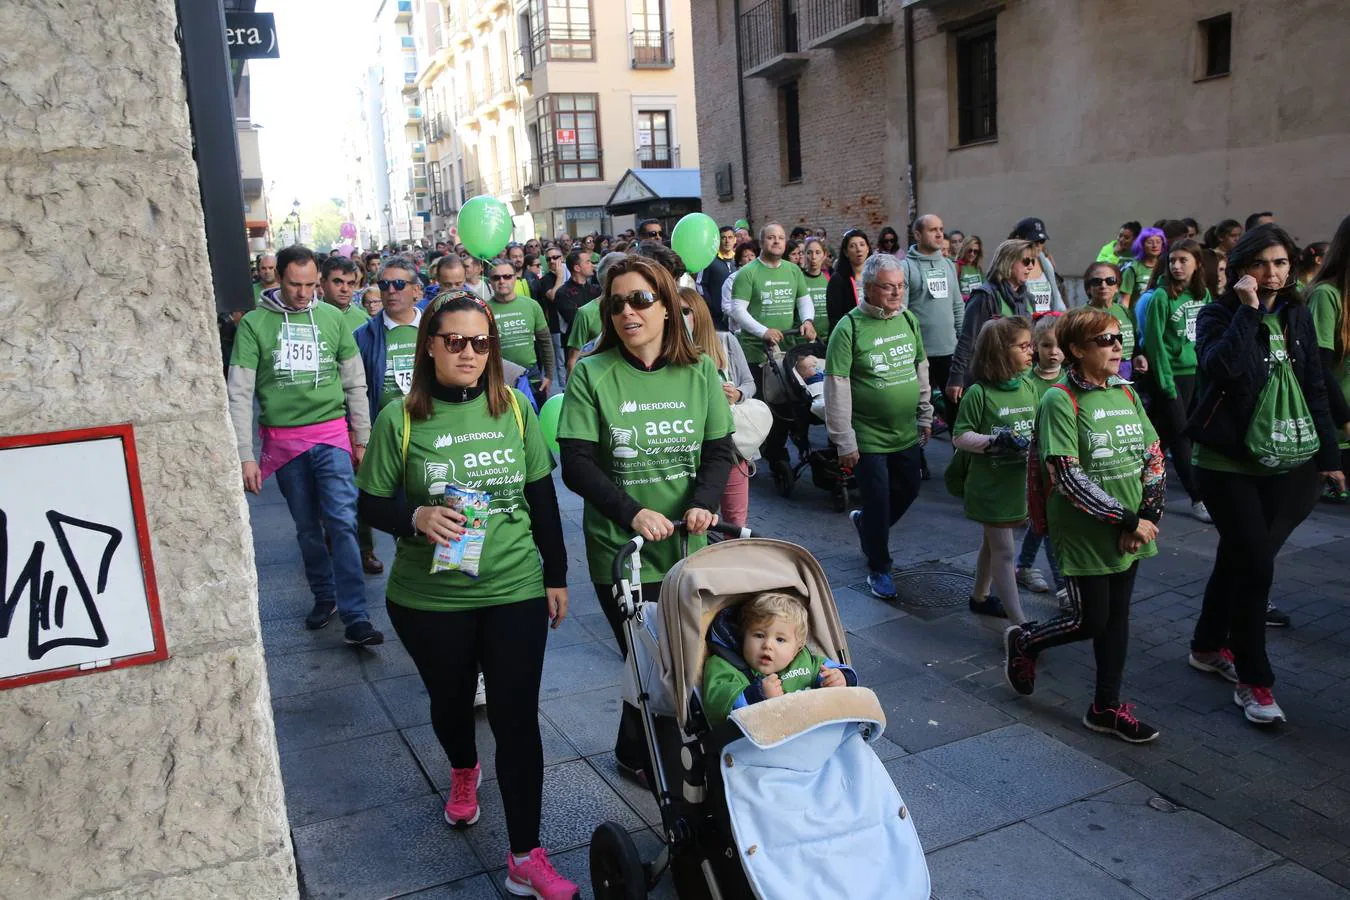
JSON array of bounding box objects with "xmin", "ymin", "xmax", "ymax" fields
[
  {"xmin": 793, "ymin": 355, "xmax": 827, "ymax": 420},
  {"xmin": 703, "ymin": 590, "xmax": 857, "ymax": 724}
]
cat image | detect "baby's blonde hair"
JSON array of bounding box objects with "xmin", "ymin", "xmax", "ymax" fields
[{"xmin": 741, "ymin": 591, "xmax": 808, "ymax": 642}]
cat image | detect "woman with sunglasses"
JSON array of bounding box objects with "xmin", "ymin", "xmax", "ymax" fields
[
  {"xmin": 557, "ymin": 255, "xmax": 735, "ymax": 785},
  {"xmin": 1186, "ymin": 225, "xmax": 1345, "ymax": 726},
  {"xmin": 1004, "ymin": 307, "xmax": 1165, "ymax": 744},
  {"xmin": 875, "ymin": 225, "xmax": 901, "ymax": 256},
  {"xmin": 946, "ymin": 239, "xmax": 1039, "ymax": 406},
  {"xmin": 1083, "ymin": 262, "xmax": 1135, "ymax": 381},
  {"xmin": 355, "ymin": 292, "xmax": 579, "ymax": 899},
  {"xmin": 957, "ymin": 235, "xmax": 984, "ymax": 301}
]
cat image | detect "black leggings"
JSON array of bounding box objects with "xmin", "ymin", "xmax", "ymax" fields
[
  {"xmin": 1019, "ymin": 563, "xmax": 1138, "ymax": 707},
  {"xmin": 1148, "ymin": 373, "xmax": 1200, "ymax": 501},
  {"xmin": 386, "ymin": 597, "xmax": 548, "ymax": 854},
  {"xmin": 595, "ymin": 581, "xmax": 662, "ymax": 776}
]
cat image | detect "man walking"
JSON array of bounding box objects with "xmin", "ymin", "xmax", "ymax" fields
[
  {"xmin": 552, "ymin": 249, "xmax": 601, "ymax": 390},
  {"xmin": 699, "ymin": 224, "xmax": 738, "ymax": 330},
  {"xmin": 253, "ymin": 252, "xmax": 278, "ymax": 305},
  {"xmin": 486, "ymin": 259, "xmax": 554, "ymax": 402},
  {"xmin": 228, "ymin": 245, "xmax": 382, "ymax": 645},
  {"xmin": 903, "ymin": 214, "xmax": 964, "ymax": 464},
  {"xmin": 320, "ymin": 255, "xmax": 370, "ymax": 333}
]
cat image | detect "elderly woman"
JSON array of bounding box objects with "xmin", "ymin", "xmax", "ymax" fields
[
  {"xmin": 825, "ymin": 253, "xmax": 933, "ymax": 601},
  {"xmin": 946, "ymin": 238, "xmax": 1039, "ymax": 405}
]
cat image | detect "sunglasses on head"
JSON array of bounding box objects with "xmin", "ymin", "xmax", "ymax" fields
[
  {"xmin": 606, "ymin": 290, "xmax": 659, "ymax": 316},
  {"xmin": 378, "ymin": 279, "xmax": 412, "ymax": 291},
  {"xmin": 1088, "ymin": 332, "xmax": 1124, "ymax": 348},
  {"xmin": 434, "ymin": 332, "xmax": 495, "ymax": 354},
  {"xmin": 1086, "ymin": 276, "xmax": 1119, "ymax": 288}
]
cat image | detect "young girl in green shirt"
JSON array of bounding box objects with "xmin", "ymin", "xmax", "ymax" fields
[{"xmin": 953, "ymin": 316, "xmax": 1039, "ymax": 624}]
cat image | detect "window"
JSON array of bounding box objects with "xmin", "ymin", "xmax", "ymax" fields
[
  {"xmin": 955, "ymin": 22, "xmax": 997, "ymax": 145},
  {"xmin": 534, "ymin": 93, "xmax": 602, "ymax": 182},
  {"xmin": 781, "ymin": 81, "xmax": 801, "ymax": 183},
  {"xmin": 1198, "ymin": 14, "xmax": 1232, "ymax": 79},
  {"xmin": 528, "ymin": 0, "xmax": 594, "ymax": 66},
  {"xmin": 636, "ymin": 110, "xmax": 673, "ymax": 168},
  {"xmin": 631, "ymin": 0, "xmax": 671, "ymax": 66}
]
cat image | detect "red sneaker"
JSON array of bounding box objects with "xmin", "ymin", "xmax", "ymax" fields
[
  {"xmin": 504, "ymin": 847, "xmax": 579, "ymax": 900},
  {"xmin": 443, "ymin": 763, "xmax": 480, "ymax": 827}
]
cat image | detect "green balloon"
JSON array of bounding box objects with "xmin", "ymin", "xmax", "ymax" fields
[
  {"xmin": 457, "ymin": 195, "xmax": 513, "ymax": 260},
  {"xmin": 671, "ymin": 213, "xmax": 719, "ymax": 273},
  {"xmin": 537, "ymin": 392, "xmax": 565, "ymax": 455}
]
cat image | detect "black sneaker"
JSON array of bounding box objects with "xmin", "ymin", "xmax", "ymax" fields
[
  {"xmin": 344, "ymin": 620, "xmax": 385, "ymax": 646},
  {"xmin": 1265, "ymin": 603, "xmax": 1291, "ymax": 628},
  {"xmin": 969, "ymin": 595, "xmax": 1008, "ymax": 619},
  {"xmin": 1082, "ymin": 701, "xmax": 1159, "ymax": 743},
  {"xmin": 304, "ymin": 600, "xmax": 337, "ymax": 630},
  {"xmin": 1003, "ymin": 626, "xmax": 1036, "ymax": 696}
]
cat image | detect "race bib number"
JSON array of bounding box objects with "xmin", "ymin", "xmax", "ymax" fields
[
  {"xmin": 279, "ymin": 323, "xmax": 318, "ymax": 372},
  {"xmin": 926, "ymin": 270, "xmax": 950, "ymax": 300},
  {"xmin": 1029, "ymin": 280, "xmax": 1052, "ymax": 313},
  {"xmin": 392, "ymin": 355, "xmax": 415, "ymax": 394}
]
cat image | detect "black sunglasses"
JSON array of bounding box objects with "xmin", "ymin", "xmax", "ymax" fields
[
  {"xmin": 1088, "ymin": 332, "xmax": 1124, "ymax": 348},
  {"xmin": 1086, "ymin": 276, "xmax": 1119, "ymax": 288},
  {"xmin": 434, "ymin": 332, "xmax": 495, "ymax": 354},
  {"xmin": 489, "ymin": 273, "xmax": 514, "ymax": 282},
  {"xmin": 547, "ymin": 254, "xmax": 563, "ymax": 262},
  {"xmin": 378, "ymin": 279, "xmax": 412, "ymax": 291},
  {"xmin": 606, "ymin": 290, "xmax": 659, "ymax": 316},
  {"xmin": 641, "ymin": 230, "xmax": 663, "ymax": 239},
  {"xmin": 1020, "ymin": 258, "xmax": 1036, "ymax": 267}
]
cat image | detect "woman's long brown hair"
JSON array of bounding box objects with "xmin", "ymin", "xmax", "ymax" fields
[
  {"xmin": 404, "ymin": 291, "xmax": 511, "ymax": 420},
  {"xmin": 678, "ymin": 287, "xmax": 727, "ymax": 370},
  {"xmin": 591, "ymin": 255, "xmax": 701, "ymax": 366}
]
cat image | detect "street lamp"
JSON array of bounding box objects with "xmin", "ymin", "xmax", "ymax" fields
[
  {"xmin": 382, "ymin": 203, "xmax": 392, "ymax": 246},
  {"xmin": 291, "ymin": 199, "xmax": 302, "ymax": 244},
  {"xmin": 364, "ymin": 215, "xmax": 374, "ymax": 251},
  {"xmin": 405, "ymin": 191, "xmax": 414, "ymax": 248}
]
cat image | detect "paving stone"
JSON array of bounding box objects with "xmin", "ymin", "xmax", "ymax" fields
[
  {"xmin": 279, "ymin": 731, "xmax": 431, "ymax": 827},
  {"xmin": 883, "ymin": 755, "xmax": 1019, "ymax": 852},
  {"xmin": 919, "ymin": 723, "xmax": 1129, "ymax": 819},
  {"xmin": 587, "ymin": 752, "xmax": 662, "ymax": 828},
  {"xmin": 841, "ymin": 628, "xmax": 928, "ymax": 687},
  {"xmin": 272, "ymin": 682, "xmax": 394, "ymax": 753},
  {"xmin": 926, "ymin": 822, "xmax": 1145, "ymax": 900},
  {"xmin": 828, "ymin": 583, "xmax": 911, "ymax": 630},
  {"xmin": 871, "ymin": 674, "xmax": 1015, "ymax": 753},
  {"xmin": 539, "ymin": 686, "xmax": 627, "ymax": 758},
  {"xmin": 1030, "ymin": 781, "xmax": 1277, "ymax": 899},
  {"xmin": 1200, "ymin": 861, "xmax": 1350, "ymax": 899},
  {"xmin": 539, "ymin": 640, "xmax": 626, "ymax": 700},
  {"xmin": 371, "ymin": 673, "xmax": 433, "ymax": 729},
  {"xmin": 401, "ymin": 715, "xmax": 580, "ymax": 792},
  {"xmin": 292, "ymin": 794, "xmax": 481, "ymax": 900},
  {"xmin": 394, "ymin": 873, "xmax": 506, "ymax": 898},
  {"xmin": 265, "ymin": 645, "xmax": 367, "ymax": 699}
]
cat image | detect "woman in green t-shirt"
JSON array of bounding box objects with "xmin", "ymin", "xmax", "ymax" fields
[
  {"xmin": 1084, "ymin": 261, "xmax": 1135, "ymax": 381},
  {"xmin": 1004, "ymin": 307, "xmax": 1166, "ymax": 744},
  {"xmin": 557, "ymin": 255, "xmax": 736, "ymax": 784},
  {"xmin": 1308, "ymin": 215, "xmax": 1350, "ymax": 492},
  {"xmin": 953, "ymin": 317, "xmax": 1038, "ymax": 624},
  {"xmin": 354, "ymin": 292, "xmax": 579, "ymax": 897},
  {"xmin": 956, "ymin": 235, "xmax": 984, "ymax": 301},
  {"xmin": 1121, "ymin": 227, "xmax": 1164, "ymax": 313}
]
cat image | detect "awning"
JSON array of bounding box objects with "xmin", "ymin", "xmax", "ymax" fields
[{"xmin": 605, "ymin": 168, "xmax": 702, "ymax": 215}]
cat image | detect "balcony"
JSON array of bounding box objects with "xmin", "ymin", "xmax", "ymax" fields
[
  {"xmin": 521, "ymin": 162, "xmax": 538, "ymax": 194},
  {"xmin": 400, "ymin": 35, "xmax": 416, "ymax": 51},
  {"xmin": 395, "ymin": 0, "xmax": 411, "ymax": 23},
  {"xmin": 800, "ymin": 0, "xmax": 889, "ymax": 49},
  {"xmin": 402, "ymin": 71, "xmax": 419, "ymax": 93},
  {"xmin": 405, "ymin": 104, "xmax": 423, "ymax": 125},
  {"xmin": 515, "ymin": 47, "xmax": 533, "ymax": 83},
  {"xmin": 630, "ymin": 30, "xmax": 674, "ymax": 68},
  {"xmin": 411, "ymin": 141, "xmax": 426, "ymax": 160},
  {"xmin": 636, "ymin": 144, "xmax": 679, "ymax": 169},
  {"xmin": 495, "ymin": 167, "xmax": 521, "ymax": 197},
  {"xmin": 529, "ymin": 25, "xmax": 596, "ymax": 66},
  {"xmin": 461, "ymin": 180, "xmax": 481, "ymax": 202},
  {"xmin": 739, "ymin": 0, "xmax": 809, "ymax": 80}
]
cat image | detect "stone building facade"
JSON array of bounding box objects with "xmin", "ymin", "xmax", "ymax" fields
[
  {"xmin": 694, "ymin": 0, "xmax": 1350, "ymax": 273},
  {"xmin": 0, "ymin": 2, "xmax": 297, "ymax": 897}
]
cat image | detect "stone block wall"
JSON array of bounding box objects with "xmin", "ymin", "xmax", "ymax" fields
[{"xmin": 0, "ymin": 2, "xmax": 297, "ymax": 897}]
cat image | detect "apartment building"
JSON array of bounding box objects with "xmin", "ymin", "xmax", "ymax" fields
[
  {"xmin": 234, "ymin": 63, "xmax": 270, "ymax": 254},
  {"xmin": 693, "ymin": 0, "xmax": 1350, "ymax": 274},
  {"xmin": 407, "ymin": 0, "xmax": 703, "ymax": 242},
  {"xmin": 374, "ymin": 0, "xmax": 428, "ymax": 244}
]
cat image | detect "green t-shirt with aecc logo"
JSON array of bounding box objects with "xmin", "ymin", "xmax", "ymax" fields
[
  {"xmin": 488, "ymin": 295, "xmax": 548, "ymax": 368},
  {"xmin": 1119, "ymin": 260, "xmax": 1154, "ymax": 307},
  {"xmin": 1141, "ymin": 287, "xmax": 1208, "ymax": 398},
  {"xmin": 381, "ymin": 324, "xmax": 419, "ymax": 409},
  {"xmin": 1105, "ymin": 302, "xmax": 1136, "ymax": 359},
  {"xmin": 1039, "ymin": 380, "xmax": 1159, "ymax": 576},
  {"xmin": 824, "ymin": 306, "xmax": 927, "ymax": 454},
  {"xmin": 953, "ymin": 377, "xmax": 1041, "ymax": 524},
  {"xmin": 1308, "ymin": 283, "xmax": 1350, "ymax": 450},
  {"xmin": 958, "ymin": 264, "xmax": 982, "ymax": 298},
  {"xmin": 229, "ymin": 302, "xmax": 358, "ymax": 428},
  {"xmin": 1194, "ymin": 314, "xmax": 1293, "ymax": 475},
  {"xmin": 733, "ymin": 258, "xmax": 810, "ymax": 364},
  {"xmin": 567, "ymin": 298, "xmax": 603, "ymax": 353},
  {"xmin": 803, "ymin": 271, "xmax": 830, "ymax": 344},
  {"xmin": 338, "ymin": 302, "xmax": 370, "ymax": 333},
  {"xmin": 1028, "ymin": 368, "xmax": 1064, "ymax": 399},
  {"xmin": 557, "ymin": 349, "xmax": 734, "ymax": 584},
  {"xmin": 355, "ymin": 388, "xmax": 552, "ymax": 611}
]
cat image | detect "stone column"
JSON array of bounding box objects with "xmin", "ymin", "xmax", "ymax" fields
[{"xmin": 0, "ymin": 2, "xmax": 297, "ymax": 897}]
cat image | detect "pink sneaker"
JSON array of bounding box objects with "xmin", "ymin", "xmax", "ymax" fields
[
  {"xmin": 505, "ymin": 847, "xmax": 579, "ymax": 900},
  {"xmin": 443, "ymin": 763, "xmax": 481, "ymax": 827}
]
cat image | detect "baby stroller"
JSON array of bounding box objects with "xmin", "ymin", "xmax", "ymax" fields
[
  {"xmin": 759, "ymin": 336, "xmax": 856, "ymax": 511},
  {"xmin": 590, "ymin": 526, "xmax": 930, "ymax": 900}
]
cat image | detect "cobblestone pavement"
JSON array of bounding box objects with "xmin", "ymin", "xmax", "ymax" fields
[{"xmin": 250, "ymin": 434, "xmax": 1350, "ymax": 899}]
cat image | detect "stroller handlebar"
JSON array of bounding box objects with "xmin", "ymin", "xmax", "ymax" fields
[{"xmin": 610, "ymin": 521, "xmax": 753, "ymax": 586}]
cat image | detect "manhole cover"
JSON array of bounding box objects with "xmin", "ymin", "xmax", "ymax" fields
[{"xmin": 849, "ymin": 566, "xmax": 975, "ymax": 620}]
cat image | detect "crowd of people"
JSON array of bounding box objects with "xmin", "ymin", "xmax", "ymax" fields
[{"xmin": 226, "ymin": 205, "xmax": 1350, "ymax": 900}]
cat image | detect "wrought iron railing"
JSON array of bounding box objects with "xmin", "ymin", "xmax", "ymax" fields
[
  {"xmin": 630, "ymin": 29, "xmax": 674, "ymax": 67},
  {"xmin": 636, "ymin": 144, "xmax": 679, "ymax": 169}
]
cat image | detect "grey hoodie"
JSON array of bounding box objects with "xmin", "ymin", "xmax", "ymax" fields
[{"xmin": 902, "ymin": 246, "xmax": 964, "ymax": 358}]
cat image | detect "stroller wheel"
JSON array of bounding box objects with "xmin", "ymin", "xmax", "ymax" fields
[
  {"xmin": 832, "ymin": 491, "xmax": 847, "ymax": 513},
  {"xmin": 590, "ymin": 821, "xmax": 647, "ymax": 899}
]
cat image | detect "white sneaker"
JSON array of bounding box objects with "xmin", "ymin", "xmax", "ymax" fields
[
  {"xmin": 1234, "ymin": 684, "xmax": 1285, "ymax": 725},
  {"xmin": 1016, "ymin": 567, "xmax": 1050, "ymax": 593},
  {"xmin": 1189, "ymin": 648, "xmax": 1238, "ymax": 684},
  {"xmin": 474, "ymin": 672, "xmax": 487, "ymax": 708},
  {"xmin": 1192, "ymin": 501, "xmax": 1213, "ymax": 524}
]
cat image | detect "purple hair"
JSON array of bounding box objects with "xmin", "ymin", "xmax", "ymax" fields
[{"xmin": 1131, "ymin": 227, "xmax": 1166, "ymax": 261}]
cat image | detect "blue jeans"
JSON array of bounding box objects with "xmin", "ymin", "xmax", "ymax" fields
[
  {"xmin": 1017, "ymin": 528, "xmax": 1066, "ymax": 592},
  {"xmin": 853, "ymin": 445, "xmax": 923, "ymax": 573},
  {"xmin": 550, "ymin": 332, "xmax": 567, "ymax": 390},
  {"xmin": 273, "ymin": 443, "xmax": 370, "ymax": 626}
]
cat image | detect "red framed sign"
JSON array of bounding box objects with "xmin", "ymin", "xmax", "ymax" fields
[{"xmin": 0, "ymin": 423, "xmax": 169, "ymax": 689}]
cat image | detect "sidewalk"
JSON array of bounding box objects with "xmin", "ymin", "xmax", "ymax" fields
[{"xmin": 250, "ymin": 440, "xmax": 1350, "ymax": 899}]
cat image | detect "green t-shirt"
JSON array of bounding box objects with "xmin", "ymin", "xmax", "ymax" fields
[
  {"xmin": 381, "ymin": 324, "xmax": 419, "ymax": 409},
  {"xmin": 253, "ymin": 282, "xmax": 265, "ymax": 306},
  {"xmin": 334, "ymin": 302, "xmax": 370, "ymax": 334},
  {"xmin": 701, "ymin": 645, "xmax": 827, "ymax": 725},
  {"xmin": 1039, "ymin": 381, "xmax": 1159, "ymax": 576},
  {"xmin": 1309, "ymin": 283, "xmax": 1350, "ymax": 450},
  {"xmin": 1194, "ymin": 314, "xmax": 1290, "ymax": 474},
  {"xmin": 803, "ymin": 272, "xmax": 830, "ymax": 344},
  {"xmin": 958, "ymin": 264, "xmax": 982, "ymax": 298},
  {"xmin": 733, "ymin": 258, "xmax": 809, "ymax": 364},
  {"xmin": 229, "ymin": 303, "xmax": 358, "ymax": 427},
  {"xmin": 954, "ymin": 377, "xmax": 1040, "ymax": 524},
  {"xmin": 1105, "ymin": 302, "xmax": 1136, "ymax": 360},
  {"xmin": 824, "ymin": 307, "xmax": 926, "ymax": 453},
  {"xmin": 355, "ymin": 389, "xmax": 552, "ymax": 610},
  {"xmin": 1141, "ymin": 288, "xmax": 1207, "ymax": 398},
  {"xmin": 488, "ymin": 295, "xmax": 548, "ymax": 368},
  {"xmin": 1120, "ymin": 261, "xmax": 1154, "ymax": 307},
  {"xmin": 567, "ymin": 298, "xmax": 603, "ymax": 353},
  {"xmin": 1029, "ymin": 368, "xmax": 1064, "ymax": 398},
  {"xmin": 557, "ymin": 349, "xmax": 734, "ymax": 584}
]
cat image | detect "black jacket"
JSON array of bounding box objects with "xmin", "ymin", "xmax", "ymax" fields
[
  {"xmin": 700, "ymin": 256, "xmax": 734, "ymax": 330},
  {"xmin": 948, "ymin": 280, "xmax": 1033, "ymax": 390},
  {"xmin": 825, "ymin": 268, "xmax": 862, "ymax": 333},
  {"xmin": 1185, "ymin": 293, "xmax": 1341, "ymax": 472}
]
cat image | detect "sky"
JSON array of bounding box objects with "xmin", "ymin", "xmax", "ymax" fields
[{"xmin": 249, "ymin": 0, "xmax": 370, "ymax": 213}]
